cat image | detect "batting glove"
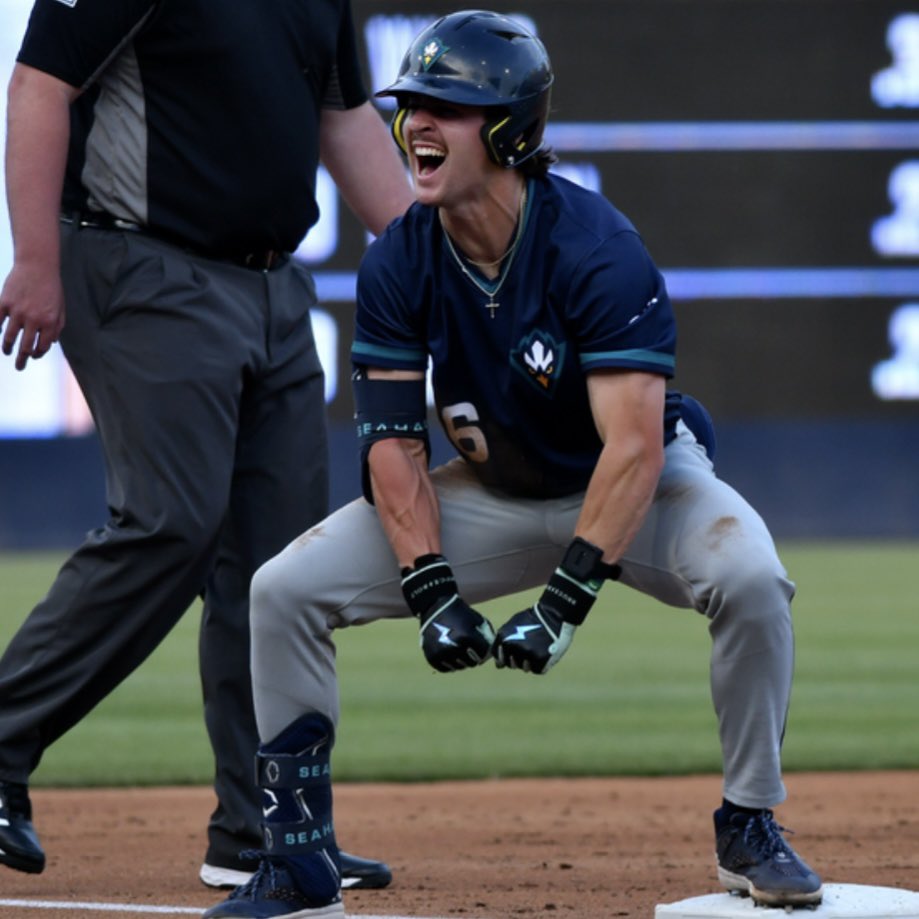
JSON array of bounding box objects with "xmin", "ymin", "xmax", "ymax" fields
[
  {"xmin": 493, "ymin": 604, "xmax": 575, "ymax": 674},
  {"xmin": 401, "ymin": 554, "xmax": 495, "ymax": 672},
  {"xmin": 494, "ymin": 537, "xmax": 620, "ymax": 675}
]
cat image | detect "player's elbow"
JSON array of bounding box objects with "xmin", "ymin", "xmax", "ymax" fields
[
  {"xmin": 645, "ymin": 436, "xmax": 666, "ymax": 480},
  {"xmin": 367, "ymin": 436, "xmax": 431, "ymax": 501},
  {"xmin": 369, "ymin": 435, "xmax": 428, "ymax": 467}
]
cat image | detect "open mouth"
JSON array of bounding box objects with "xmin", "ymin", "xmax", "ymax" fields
[{"xmin": 413, "ymin": 144, "xmax": 446, "ymax": 177}]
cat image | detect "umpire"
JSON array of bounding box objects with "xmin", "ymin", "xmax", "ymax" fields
[{"xmin": 0, "ymin": 0, "xmax": 412, "ymax": 890}]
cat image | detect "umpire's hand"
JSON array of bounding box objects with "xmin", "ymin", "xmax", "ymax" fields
[{"xmin": 401, "ymin": 554, "xmax": 495, "ymax": 672}]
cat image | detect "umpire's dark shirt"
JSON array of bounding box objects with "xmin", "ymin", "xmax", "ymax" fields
[{"xmin": 17, "ymin": 0, "xmax": 368, "ymax": 259}]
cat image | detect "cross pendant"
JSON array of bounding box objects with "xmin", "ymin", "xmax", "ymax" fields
[{"xmin": 486, "ymin": 299, "xmax": 499, "ymax": 318}]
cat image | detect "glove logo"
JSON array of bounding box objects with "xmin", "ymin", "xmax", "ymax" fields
[
  {"xmin": 434, "ymin": 623, "xmax": 458, "ymax": 646},
  {"xmin": 503, "ymin": 623, "xmax": 542, "ymax": 642}
]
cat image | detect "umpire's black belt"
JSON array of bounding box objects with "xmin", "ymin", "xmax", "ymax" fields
[{"xmin": 61, "ymin": 210, "xmax": 286, "ymax": 271}]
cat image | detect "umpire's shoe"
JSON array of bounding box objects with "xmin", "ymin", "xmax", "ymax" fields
[
  {"xmin": 201, "ymin": 850, "xmax": 392, "ymax": 890},
  {"xmin": 715, "ymin": 807, "xmax": 823, "ymax": 907},
  {"xmin": 0, "ymin": 781, "xmax": 45, "ymax": 874}
]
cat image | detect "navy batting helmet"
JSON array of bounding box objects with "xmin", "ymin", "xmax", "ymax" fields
[{"xmin": 376, "ymin": 10, "xmax": 554, "ymax": 168}]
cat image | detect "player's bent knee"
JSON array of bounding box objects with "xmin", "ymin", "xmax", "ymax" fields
[
  {"xmin": 250, "ymin": 554, "xmax": 303, "ymax": 631},
  {"xmin": 703, "ymin": 556, "xmax": 794, "ymax": 624},
  {"xmin": 250, "ymin": 549, "xmax": 335, "ymax": 639}
]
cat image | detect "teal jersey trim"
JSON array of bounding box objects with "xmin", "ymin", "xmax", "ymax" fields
[
  {"xmin": 351, "ymin": 340, "xmax": 427, "ymax": 367},
  {"xmin": 579, "ymin": 348, "xmax": 675, "ymax": 373}
]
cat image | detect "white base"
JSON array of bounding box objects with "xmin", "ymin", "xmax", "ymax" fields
[{"xmin": 656, "ymin": 884, "xmax": 919, "ymax": 918}]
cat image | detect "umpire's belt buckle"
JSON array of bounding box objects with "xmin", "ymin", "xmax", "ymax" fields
[{"xmin": 242, "ymin": 250, "xmax": 282, "ymax": 271}]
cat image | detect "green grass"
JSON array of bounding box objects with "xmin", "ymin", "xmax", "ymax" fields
[{"xmin": 0, "ymin": 543, "xmax": 916, "ymax": 787}]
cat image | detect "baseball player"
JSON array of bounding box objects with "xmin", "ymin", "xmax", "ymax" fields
[{"xmin": 205, "ymin": 11, "xmax": 823, "ymax": 918}]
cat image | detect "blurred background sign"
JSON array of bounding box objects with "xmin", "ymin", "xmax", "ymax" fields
[{"xmin": 1, "ymin": 0, "xmax": 918, "ymax": 542}]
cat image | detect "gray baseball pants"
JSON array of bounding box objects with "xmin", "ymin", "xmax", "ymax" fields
[
  {"xmin": 251, "ymin": 424, "xmax": 795, "ymax": 809},
  {"xmin": 0, "ymin": 222, "xmax": 328, "ymax": 858}
]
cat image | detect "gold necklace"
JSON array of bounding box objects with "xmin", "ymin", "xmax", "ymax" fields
[
  {"xmin": 440, "ymin": 184, "xmax": 528, "ymax": 319},
  {"xmin": 465, "ymin": 240, "xmax": 518, "ymax": 270}
]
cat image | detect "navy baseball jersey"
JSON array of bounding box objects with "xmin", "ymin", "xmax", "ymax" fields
[{"xmin": 353, "ymin": 173, "xmax": 679, "ymax": 498}]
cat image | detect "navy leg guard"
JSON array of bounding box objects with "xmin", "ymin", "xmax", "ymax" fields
[{"xmin": 257, "ymin": 714, "xmax": 340, "ymax": 896}]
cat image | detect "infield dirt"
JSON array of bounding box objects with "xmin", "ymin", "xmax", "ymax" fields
[{"xmin": 2, "ymin": 771, "xmax": 918, "ymax": 918}]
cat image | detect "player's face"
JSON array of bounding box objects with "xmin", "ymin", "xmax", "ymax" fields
[{"xmin": 401, "ymin": 97, "xmax": 494, "ymax": 207}]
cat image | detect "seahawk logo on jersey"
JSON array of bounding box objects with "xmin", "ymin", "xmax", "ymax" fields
[
  {"xmin": 511, "ymin": 330, "xmax": 566, "ymax": 397},
  {"xmin": 420, "ymin": 38, "xmax": 449, "ymax": 71}
]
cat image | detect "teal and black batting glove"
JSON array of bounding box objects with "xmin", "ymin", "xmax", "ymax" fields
[
  {"xmin": 494, "ymin": 537, "xmax": 620, "ymax": 675},
  {"xmin": 401, "ymin": 554, "xmax": 496, "ymax": 672}
]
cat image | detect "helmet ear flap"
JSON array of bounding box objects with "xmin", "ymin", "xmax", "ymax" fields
[
  {"xmin": 481, "ymin": 96, "xmax": 550, "ymax": 168},
  {"xmin": 390, "ymin": 107, "xmax": 410, "ymax": 155},
  {"xmin": 480, "ymin": 116, "xmax": 510, "ymax": 167}
]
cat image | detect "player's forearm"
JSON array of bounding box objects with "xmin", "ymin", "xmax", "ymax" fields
[
  {"xmin": 578, "ymin": 370, "xmax": 666, "ymax": 560},
  {"xmin": 5, "ymin": 64, "xmax": 75, "ymax": 267},
  {"xmin": 575, "ymin": 435, "xmax": 663, "ymax": 561},
  {"xmin": 368, "ymin": 437, "xmax": 441, "ymax": 568}
]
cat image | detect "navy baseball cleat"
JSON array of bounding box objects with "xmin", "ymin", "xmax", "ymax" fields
[
  {"xmin": 201, "ymin": 849, "xmax": 392, "ymax": 890},
  {"xmin": 0, "ymin": 781, "xmax": 45, "ymax": 874},
  {"xmin": 203, "ymin": 856, "xmax": 344, "ymax": 919},
  {"xmin": 715, "ymin": 808, "xmax": 823, "ymax": 907}
]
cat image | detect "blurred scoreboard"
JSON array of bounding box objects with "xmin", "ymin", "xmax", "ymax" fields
[
  {"xmin": 1, "ymin": 0, "xmax": 918, "ymax": 435},
  {"xmin": 344, "ymin": 0, "xmax": 919, "ymax": 422}
]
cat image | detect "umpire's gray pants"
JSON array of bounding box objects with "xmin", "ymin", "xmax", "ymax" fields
[
  {"xmin": 0, "ymin": 223, "xmax": 328, "ymax": 858},
  {"xmin": 251, "ymin": 425, "xmax": 795, "ymax": 810}
]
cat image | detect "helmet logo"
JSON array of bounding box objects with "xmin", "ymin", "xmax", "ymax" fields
[{"xmin": 420, "ymin": 37, "xmax": 449, "ymax": 71}]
